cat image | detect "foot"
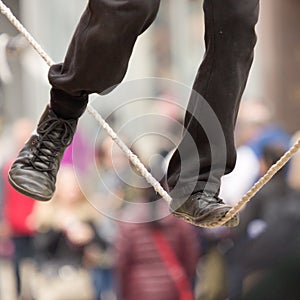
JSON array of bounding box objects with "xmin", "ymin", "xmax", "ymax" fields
[
  {"xmin": 170, "ymin": 191, "xmax": 239, "ymax": 228},
  {"xmin": 8, "ymin": 105, "xmax": 78, "ymax": 201}
]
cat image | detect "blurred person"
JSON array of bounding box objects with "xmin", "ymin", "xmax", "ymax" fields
[
  {"xmin": 8, "ymin": 0, "xmax": 260, "ymax": 228},
  {"xmin": 32, "ymin": 166, "xmax": 108, "ymax": 300},
  {"xmin": 223, "ymin": 137, "xmax": 291, "ymax": 300},
  {"xmin": 0, "ymin": 159, "xmax": 11, "ymax": 258},
  {"xmin": 220, "ymin": 100, "xmax": 290, "ymax": 206},
  {"xmin": 220, "ymin": 100, "xmax": 270, "ymax": 205},
  {"xmin": 287, "ymin": 131, "xmax": 300, "ymax": 190},
  {"xmin": 93, "ymin": 136, "xmax": 130, "ymax": 212},
  {"xmin": 0, "ymin": 33, "xmax": 27, "ymax": 85},
  {"xmin": 195, "ymin": 226, "xmax": 233, "ymax": 300},
  {"xmin": 115, "ymin": 186, "xmax": 200, "ymax": 300},
  {"xmin": 242, "ymin": 254, "xmax": 300, "ymax": 300},
  {"xmin": 217, "ymin": 101, "xmax": 289, "ymax": 299},
  {"xmin": 84, "ymin": 218, "xmax": 116, "ymax": 300},
  {"xmin": 0, "ymin": 33, "xmax": 28, "ymax": 129},
  {"xmin": 60, "ymin": 134, "xmax": 117, "ymax": 300},
  {"xmin": 0, "ymin": 166, "xmax": 15, "ymax": 300},
  {"xmin": 96, "ymin": 137, "xmax": 130, "ymax": 190},
  {"xmin": 228, "ymin": 143, "xmax": 300, "ymax": 298},
  {"xmin": 85, "ymin": 138, "xmax": 124, "ymax": 300},
  {"xmin": 0, "ymin": 118, "xmax": 36, "ymax": 299},
  {"xmin": 0, "ymin": 33, "xmax": 13, "ymax": 85}
]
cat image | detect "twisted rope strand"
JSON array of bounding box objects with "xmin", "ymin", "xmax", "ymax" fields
[
  {"xmin": 87, "ymin": 104, "xmax": 172, "ymax": 203},
  {"xmin": 2, "ymin": 0, "xmax": 300, "ymax": 227},
  {"xmin": 211, "ymin": 139, "xmax": 300, "ymax": 227}
]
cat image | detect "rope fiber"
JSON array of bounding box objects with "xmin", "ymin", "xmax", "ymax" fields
[{"xmin": 1, "ymin": 0, "xmax": 300, "ymax": 228}]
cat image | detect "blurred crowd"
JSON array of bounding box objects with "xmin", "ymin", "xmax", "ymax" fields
[
  {"xmin": 1, "ymin": 26, "xmax": 300, "ymax": 300},
  {"xmin": 1, "ymin": 98, "xmax": 300, "ymax": 300}
]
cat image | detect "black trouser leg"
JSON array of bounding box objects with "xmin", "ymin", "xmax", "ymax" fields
[
  {"xmin": 167, "ymin": 0, "xmax": 259, "ymax": 198},
  {"xmin": 48, "ymin": 0, "xmax": 160, "ymax": 119}
]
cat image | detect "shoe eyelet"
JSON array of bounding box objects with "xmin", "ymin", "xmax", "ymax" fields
[{"xmin": 184, "ymin": 216, "xmax": 192, "ymax": 223}]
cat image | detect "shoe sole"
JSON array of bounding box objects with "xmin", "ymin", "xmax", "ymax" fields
[
  {"xmin": 8, "ymin": 173, "xmax": 52, "ymax": 201},
  {"xmin": 171, "ymin": 206, "xmax": 239, "ymax": 228}
]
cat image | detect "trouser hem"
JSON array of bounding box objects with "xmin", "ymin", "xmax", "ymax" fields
[{"xmin": 50, "ymin": 88, "xmax": 88, "ymax": 119}]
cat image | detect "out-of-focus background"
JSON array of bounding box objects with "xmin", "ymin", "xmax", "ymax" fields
[{"xmin": 1, "ymin": 0, "xmax": 300, "ymax": 299}]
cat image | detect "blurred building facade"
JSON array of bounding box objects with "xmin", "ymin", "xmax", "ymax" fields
[{"xmin": 258, "ymin": 0, "xmax": 300, "ymax": 133}]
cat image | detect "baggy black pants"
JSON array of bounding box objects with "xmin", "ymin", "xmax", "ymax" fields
[{"xmin": 48, "ymin": 0, "xmax": 259, "ymax": 199}]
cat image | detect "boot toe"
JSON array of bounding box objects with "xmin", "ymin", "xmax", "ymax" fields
[
  {"xmin": 8, "ymin": 168, "xmax": 55, "ymax": 201},
  {"xmin": 7, "ymin": 105, "xmax": 78, "ymax": 201},
  {"xmin": 170, "ymin": 192, "xmax": 240, "ymax": 228}
]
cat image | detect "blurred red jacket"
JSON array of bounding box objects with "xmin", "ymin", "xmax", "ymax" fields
[{"xmin": 2, "ymin": 162, "xmax": 35, "ymax": 236}]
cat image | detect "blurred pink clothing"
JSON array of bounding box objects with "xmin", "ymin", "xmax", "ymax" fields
[{"xmin": 116, "ymin": 208, "xmax": 200, "ymax": 300}]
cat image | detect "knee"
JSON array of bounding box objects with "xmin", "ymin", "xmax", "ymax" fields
[
  {"xmin": 91, "ymin": 0, "xmax": 160, "ymax": 21},
  {"xmin": 122, "ymin": 0, "xmax": 161, "ymax": 28},
  {"xmin": 218, "ymin": 1, "xmax": 259, "ymax": 53},
  {"xmin": 89, "ymin": 0, "xmax": 160, "ymax": 34},
  {"xmin": 126, "ymin": 0, "xmax": 160, "ymax": 13},
  {"xmin": 227, "ymin": 0, "xmax": 259, "ymax": 31}
]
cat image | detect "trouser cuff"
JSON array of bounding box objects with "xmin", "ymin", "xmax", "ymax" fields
[{"xmin": 50, "ymin": 88, "xmax": 88, "ymax": 119}]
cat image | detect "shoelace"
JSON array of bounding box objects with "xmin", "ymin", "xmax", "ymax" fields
[
  {"xmin": 193, "ymin": 191, "xmax": 224, "ymax": 204},
  {"xmin": 30, "ymin": 117, "xmax": 75, "ymax": 172}
]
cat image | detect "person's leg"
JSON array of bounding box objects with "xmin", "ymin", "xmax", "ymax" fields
[
  {"xmin": 12, "ymin": 237, "xmax": 22, "ymax": 296},
  {"xmin": 49, "ymin": 0, "xmax": 161, "ymax": 119},
  {"xmin": 8, "ymin": 0, "xmax": 160, "ymax": 200},
  {"xmin": 168, "ymin": 0, "xmax": 259, "ymax": 226}
]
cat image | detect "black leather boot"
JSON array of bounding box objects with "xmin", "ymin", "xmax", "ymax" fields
[
  {"xmin": 170, "ymin": 191, "xmax": 239, "ymax": 227},
  {"xmin": 8, "ymin": 105, "xmax": 78, "ymax": 201}
]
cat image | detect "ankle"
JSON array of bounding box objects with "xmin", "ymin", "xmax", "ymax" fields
[{"xmin": 50, "ymin": 88, "xmax": 88, "ymax": 119}]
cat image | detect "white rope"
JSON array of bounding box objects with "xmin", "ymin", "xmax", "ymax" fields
[
  {"xmin": 210, "ymin": 139, "xmax": 300, "ymax": 227},
  {"xmin": 87, "ymin": 104, "xmax": 172, "ymax": 203},
  {"xmin": 2, "ymin": 0, "xmax": 300, "ymax": 227}
]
